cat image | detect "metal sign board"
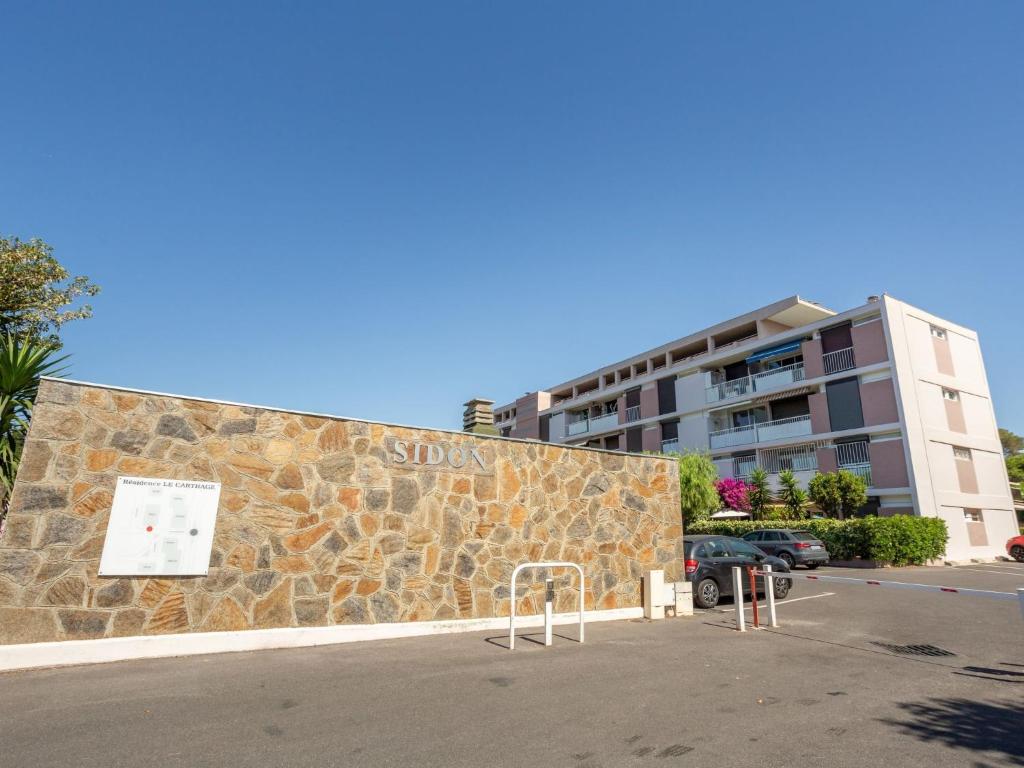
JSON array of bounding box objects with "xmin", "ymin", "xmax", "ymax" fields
[{"xmin": 98, "ymin": 476, "xmax": 221, "ymax": 576}]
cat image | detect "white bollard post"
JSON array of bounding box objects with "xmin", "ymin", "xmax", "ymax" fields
[
  {"xmin": 732, "ymin": 566, "xmax": 746, "ymax": 632},
  {"xmin": 675, "ymin": 581, "xmax": 693, "ymax": 617},
  {"xmin": 763, "ymin": 564, "xmax": 778, "ymax": 628},
  {"xmin": 544, "ymin": 578, "xmax": 554, "ymax": 646}
]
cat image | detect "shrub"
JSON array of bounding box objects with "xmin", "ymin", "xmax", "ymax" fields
[
  {"xmin": 716, "ymin": 478, "xmax": 750, "ymax": 511},
  {"xmin": 667, "ymin": 451, "xmax": 720, "ymax": 524},
  {"xmin": 686, "ymin": 516, "xmax": 948, "ymax": 565},
  {"xmin": 807, "ymin": 470, "xmax": 868, "ymax": 518},
  {"xmin": 777, "ymin": 469, "xmax": 808, "ymax": 518},
  {"xmin": 747, "ymin": 468, "xmax": 770, "ymax": 519}
]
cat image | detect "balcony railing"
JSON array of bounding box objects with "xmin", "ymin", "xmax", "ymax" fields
[
  {"xmin": 733, "ymin": 456, "xmax": 758, "ymax": 478},
  {"xmin": 760, "ymin": 443, "xmax": 819, "ymax": 474},
  {"xmin": 625, "ymin": 406, "xmax": 641, "ymax": 423},
  {"xmin": 836, "ymin": 440, "xmax": 870, "ymax": 466},
  {"xmin": 823, "ymin": 346, "xmax": 855, "ymax": 375},
  {"xmin": 566, "ymin": 417, "xmax": 589, "ymax": 437},
  {"xmin": 661, "ymin": 438, "xmax": 679, "ymax": 454},
  {"xmin": 709, "ymin": 424, "xmax": 757, "ymax": 449},
  {"xmin": 709, "ymin": 414, "xmax": 812, "ymax": 450},
  {"xmin": 836, "ymin": 440, "xmax": 872, "ymax": 486},
  {"xmin": 589, "ymin": 411, "xmax": 620, "ymax": 434},
  {"xmin": 706, "ymin": 362, "xmax": 806, "ymax": 403},
  {"xmin": 706, "ymin": 376, "xmax": 753, "ymax": 403},
  {"xmin": 841, "ymin": 463, "xmax": 873, "ymax": 486},
  {"xmin": 757, "ymin": 414, "xmax": 813, "ymax": 443},
  {"xmin": 751, "ymin": 361, "xmax": 806, "ymax": 391},
  {"xmin": 565, "ymin": 410, "xmax": 619, "ymax": 437}
]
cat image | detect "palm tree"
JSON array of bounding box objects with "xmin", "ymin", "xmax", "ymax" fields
[{"xmin": 1, "ymin": 334, "xmax": 69, "ymax": 523}]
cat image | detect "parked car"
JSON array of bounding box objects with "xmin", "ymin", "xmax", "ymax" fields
[
  {"xmin": 1007, "ymin": 534, "xmax": 1024, "ymax": 562},
  {"xmin": 684, "ymin": 534, "xmax": 792, "ymax": 609},
  {"xmin": 741, "ymin": 528, "xmax": 830, "ymax": 569}
]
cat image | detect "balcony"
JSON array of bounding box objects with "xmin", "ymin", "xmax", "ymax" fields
[
  {"xmin": 564, "ymin": 410, "xmax": 619, "ymax": 438},
  {"xmin": 733, "ymin": 456, "xmax": 758, "ymax": 478},
  {"xmin": 709, "ymin": 424, "xmax": 756, "ymax": 449},
  {"xmin": 836, "ymin": 440, "xmax": 872, "ymax": 486},
  {"xmin": 757, "ymin": 414, "xmax": 813, "ymax": 442},
  {"xmin": 706, "ymin": 362, "xmax": 806, "ymax": 403},
  {"xmin": 589, "ymin": 411, "xmax": 620, "ymax": 434},
  {"xmin": 823, "ymin": 346, "xmax": 855, "ymax": 375},
  {"xmin": 727, "ymin": 443, "xmax": 820, "ymax": 482},
  {"xmin": 709, "ymin": 414, "xmax": 812, "ymax": 450},
  {"xmin": 625, "ymin": 406, "xmax": 641, "ymax": 423},
  {"xmin": 566, "ymin": 417, "xmax": 589, "ymax": 437},
  {"xmin": 661, "ymin": 438, "xmax": 679, "ymax": 454},
  {"xmin": 841, "ymin": 464, "xmax": 873, "ymax": 485}
]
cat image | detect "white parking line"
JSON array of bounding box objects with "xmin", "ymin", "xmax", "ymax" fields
[
  {"xmin": 716, "ymin": 592, "xmax": 835, "ymax": 613},
  {"xmin": 951, "ymin": 566, "xmax": 1024, "ymax": 576}
]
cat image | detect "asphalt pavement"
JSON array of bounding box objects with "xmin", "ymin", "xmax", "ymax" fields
[{"xmin": 3, "ymin": 562, "xmax": 1022, "ymax": 768}]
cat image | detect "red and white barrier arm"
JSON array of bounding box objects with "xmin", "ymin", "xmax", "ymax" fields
[{"xmin": 753, "ymin": 569, "xmax": 1023, "ymax": 604}]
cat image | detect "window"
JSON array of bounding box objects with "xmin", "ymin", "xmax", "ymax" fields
[
  {"xmin": 952, "ymin": 446, "xmax": 972, "ymax": 461},
  {"xmin": 742, "ymin": 531, "xmax": 763, "ymax": 541},
  {"xmin": 704, "ymin": 538, "xmax": 731, "ymax": 559},
  {"xmin": 657, "ymin": 375, "xmax": 677, "ymax": 415},
  {"xmin": 963, "ymin": 509, "xmax": 982, "ymax": 523},
  {"xmin": 790, "ymin": 531, "xmax": 817, "ymax": 541},
  {"xmin": 763, "ymin": 531, "xmax": 782, "ymax": 542},
  {"xmin": 728, "ymin": 539, "xmax": 765, "ymax": 559},
  {"xmin": 825, "ymin": 377, "xmax": 865, "ymax": 432},
  {"xmin": 625, "ymin": 426, "xmax": 643, "ymax": 453},
  {"xmin": 942, "ymin": 388, "xmax": 959, "ymax": 401},
  {"xmin": 930, "ymin": 325, "xmax": 947, "ymax": 339}
]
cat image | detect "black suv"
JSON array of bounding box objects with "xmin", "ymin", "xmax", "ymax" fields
[
  {"xmin": 741, "ymin": 529, "xmax": 829, "ymax": 569},
  {"xmin": 684, "ymin": 534, "xmax": 792, "ymax": 609}
]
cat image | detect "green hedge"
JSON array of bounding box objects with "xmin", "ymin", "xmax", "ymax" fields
[{"xmin": 686, "ymin": 516, "xmax": 948, "ymax": 566}]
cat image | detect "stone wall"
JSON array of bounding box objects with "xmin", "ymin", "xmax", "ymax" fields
[{"xmin": 0, "ymin": 380, "xmax": 682, "ymax": 644}]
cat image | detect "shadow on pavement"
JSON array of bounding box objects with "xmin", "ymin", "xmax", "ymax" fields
[
  {"xmin": 484, "ymin": 632, "xmax": 578, "ymax": 649},
  {"xmin": 880, "ymin": 697, "xmax": 1024, "ymax": 766}
]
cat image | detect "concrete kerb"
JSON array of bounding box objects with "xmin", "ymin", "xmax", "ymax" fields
[{"xmin": 0, "ymin": 607, "xmax": 643, "ymax": 673}]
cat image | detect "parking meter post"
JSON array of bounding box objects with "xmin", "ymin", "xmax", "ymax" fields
[
  {"xmin": 732, "ymin": 567, "xmax": 746, "ymax": 632},
  {"xmin": 544, "ymin": 578, "xmax": 554, "ymax": 646},
  {"xmin": 763, "ymin": 564, "xmax": 778, "ymax": 628}
]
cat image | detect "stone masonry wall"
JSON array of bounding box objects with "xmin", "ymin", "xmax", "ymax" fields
[{"xmin": 0, "ymin": 380, "xmax": 682, "ymax": 644}]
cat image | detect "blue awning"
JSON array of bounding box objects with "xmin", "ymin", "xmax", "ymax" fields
[{"xmin": 745, "ymin": 340, "xmax": 803, "ymax": 364}]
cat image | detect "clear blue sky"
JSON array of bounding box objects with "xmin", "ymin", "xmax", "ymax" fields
[{"xmin": 3, "ymin": 2, "xmax": 1022, "ymax": 433}]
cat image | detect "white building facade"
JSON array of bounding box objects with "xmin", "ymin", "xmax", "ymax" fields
[{"xmin": 493, "ymin": 295, "xmax": 1018, "ymax": 562}]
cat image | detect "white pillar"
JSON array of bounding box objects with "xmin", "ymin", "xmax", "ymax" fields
[
  {"xmin": 643, "ymin": 570, "xmax": 665, "ymax": 620},
  {"xmin": 763, "ymin": 564, "xmax": 778, "ymax": 628},
  {"xmin": 732, "ymin": 567, "xmax": 746, "ymax": 632},
  {"xmin": 544, "ymin": 578, "xmax": 554, "ymax": 646}
]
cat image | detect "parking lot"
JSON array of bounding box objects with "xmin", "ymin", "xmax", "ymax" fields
[{"xmin": 3, "ymin": 562, "xmax": 1022, "ymax": 768}]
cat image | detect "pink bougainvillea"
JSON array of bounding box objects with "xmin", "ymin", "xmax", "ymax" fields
[{"xmin": 716, "ymin": 478, "xmax": 751, "ymax": 511}]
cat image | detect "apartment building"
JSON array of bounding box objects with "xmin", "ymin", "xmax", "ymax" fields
[{"xmin": 493, "ymin": 295, "xmax": 1018, "ymax": 561}]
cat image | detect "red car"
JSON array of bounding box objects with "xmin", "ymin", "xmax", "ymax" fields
[{"xmin": 1008, "ymin": 535, "xmax": 1024, "ymax": 562}]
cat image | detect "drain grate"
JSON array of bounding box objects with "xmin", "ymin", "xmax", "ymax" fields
[{"xmin": 870, "ymin": 641, "xmax": 956, "ymax": 657}]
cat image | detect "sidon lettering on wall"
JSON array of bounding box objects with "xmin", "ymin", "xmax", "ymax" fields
[{"xmin": 385, "ymin": 438, "xmax": 493, "ymax": 475}]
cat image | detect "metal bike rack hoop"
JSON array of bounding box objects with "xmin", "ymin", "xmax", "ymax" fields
[{"xmin": 508, "ymin": 561, "xmax": 585, "ymax": 650}]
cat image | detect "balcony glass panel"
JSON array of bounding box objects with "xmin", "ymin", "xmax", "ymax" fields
[
  {"xmin": 589, "ymin": 412, "xmax": 620, "ymax": 434},
  {"xmin": 709, "ymin": 424, "xmax": 756, "ymax": 449},
  {"xmin": 751, "ymin": 362, "xmax": 805, "ymax": 392},
  {"xmin": 755, "ymin": 414, "xmax": 812, "ymax": 443}
]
